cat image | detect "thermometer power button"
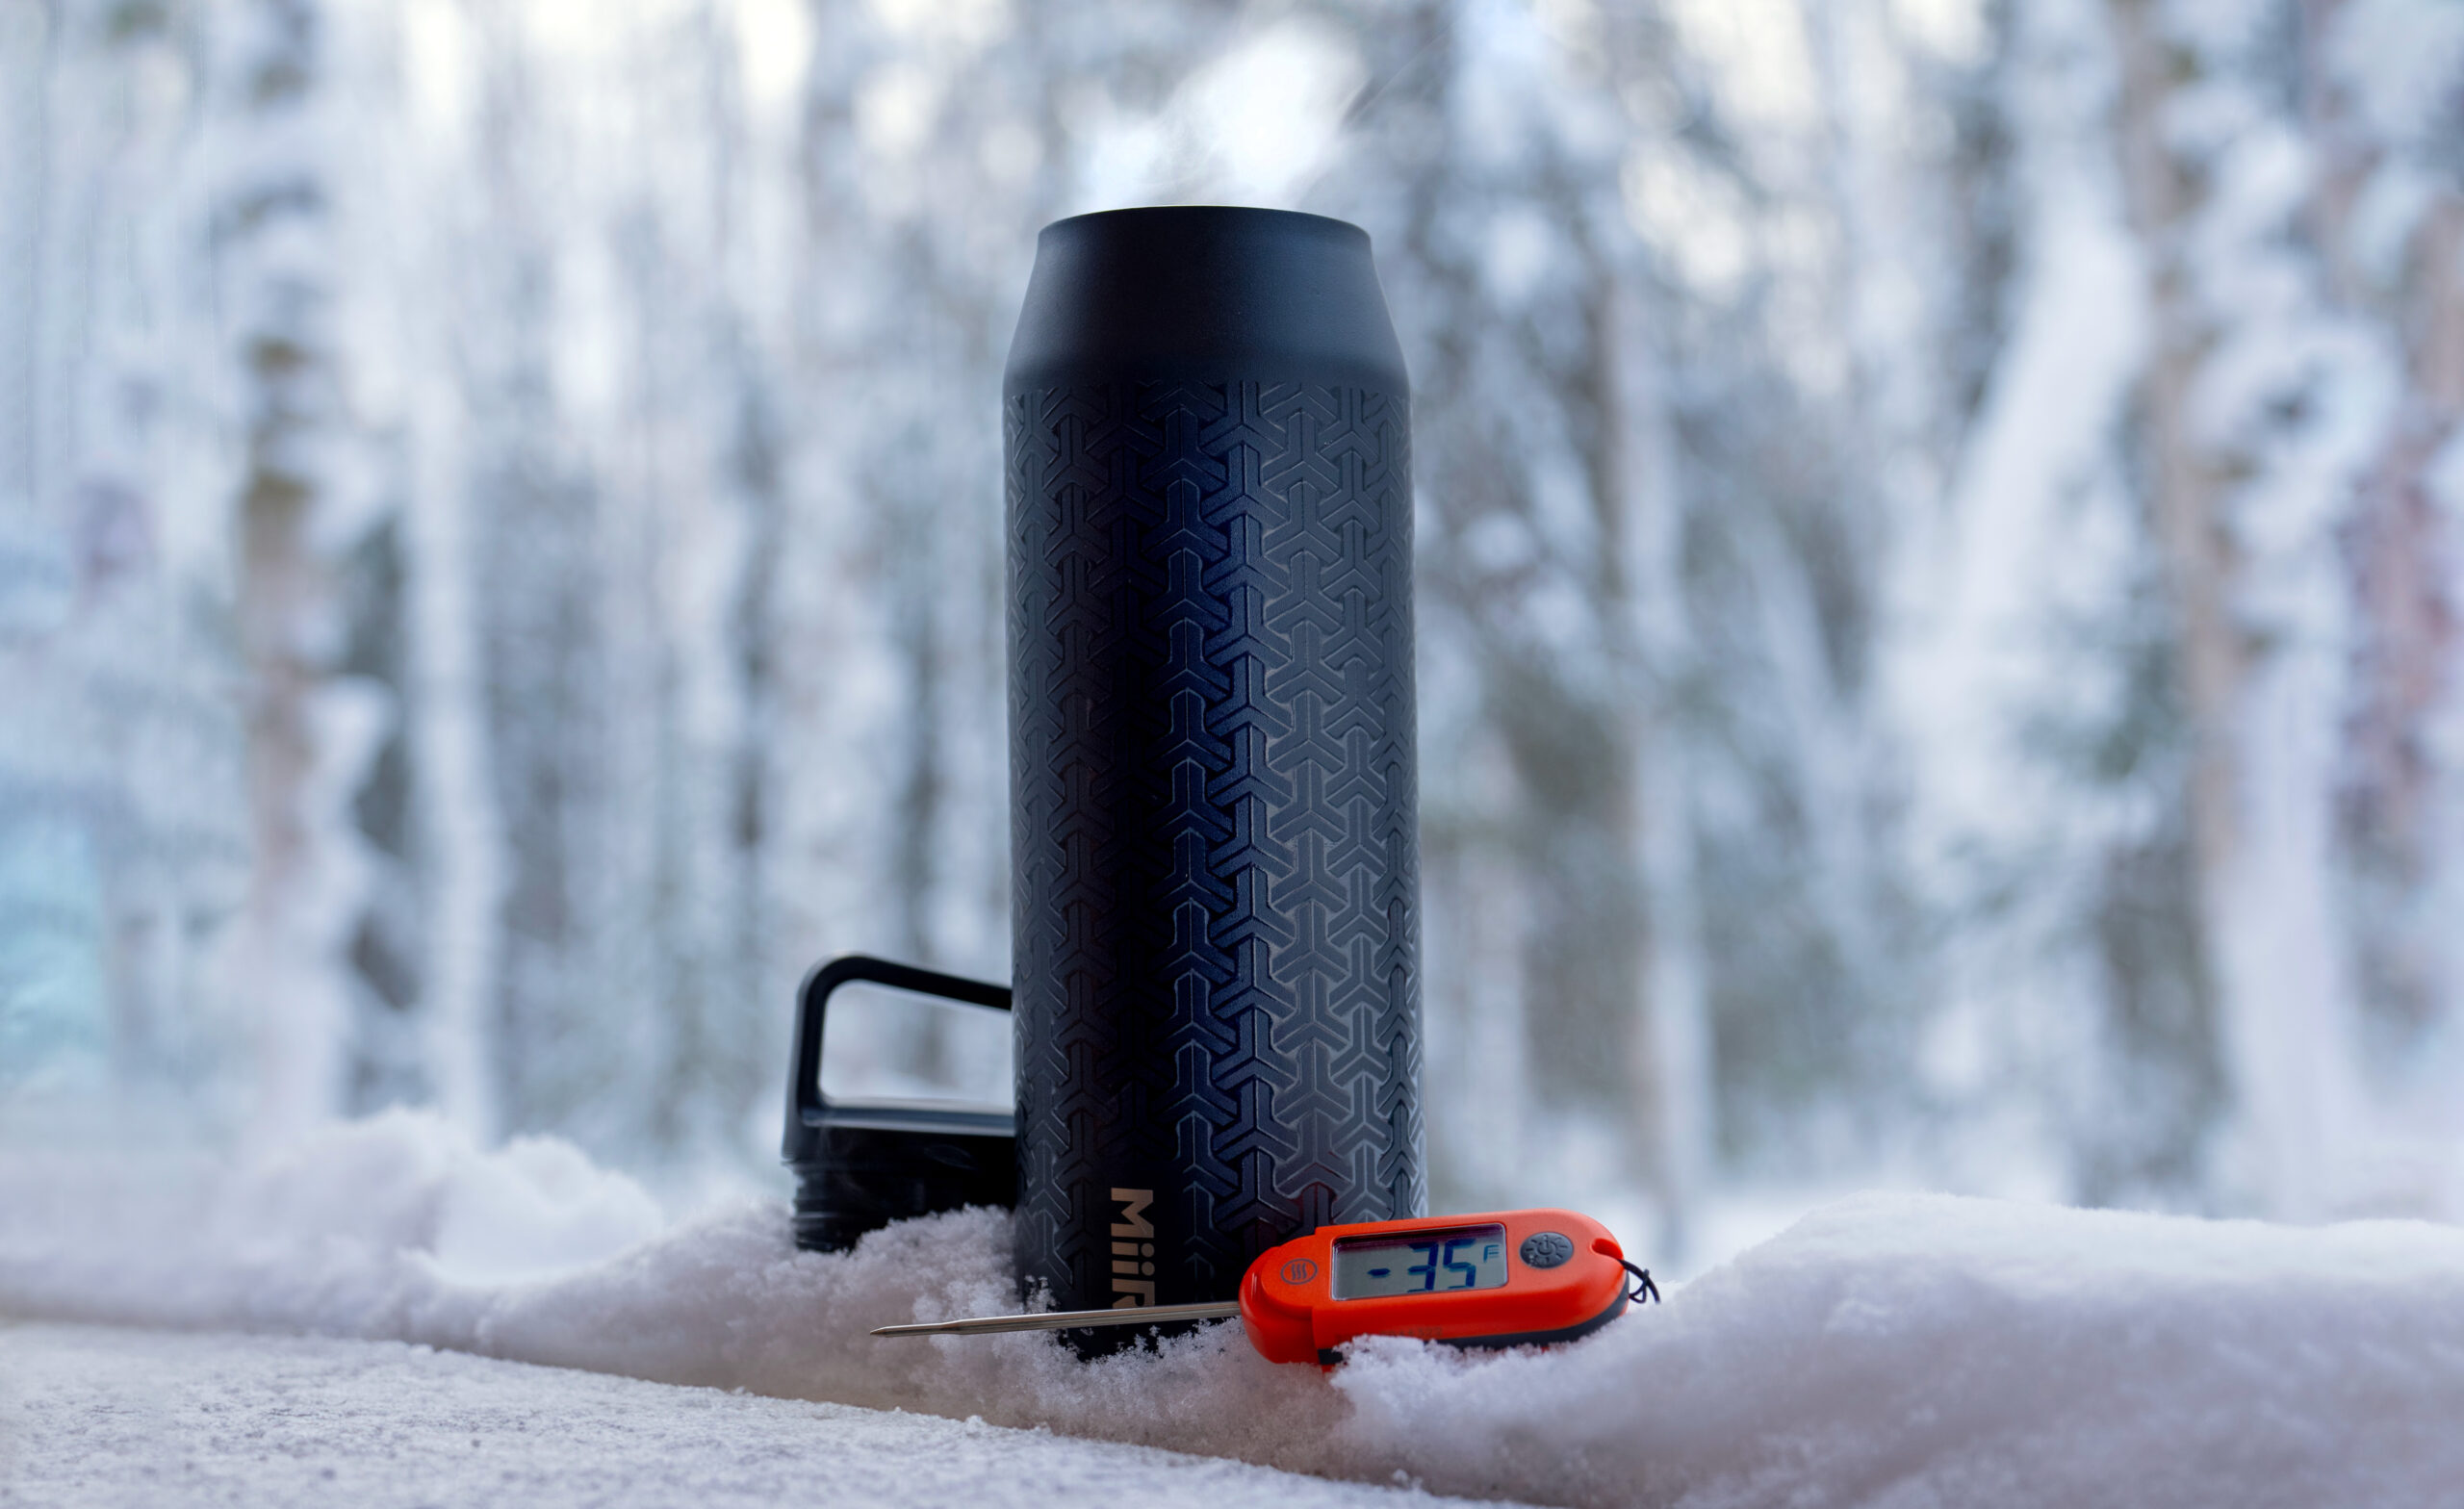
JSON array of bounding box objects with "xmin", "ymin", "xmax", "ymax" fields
[{"xmin": 1518, "ymin": 1232, "xmax": 1575, "ymax": 1268}]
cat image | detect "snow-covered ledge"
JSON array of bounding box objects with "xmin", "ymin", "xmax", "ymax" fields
[{"xmin": 5, "ymin": 1113, "xmax": 2458, "ymax": 1508}]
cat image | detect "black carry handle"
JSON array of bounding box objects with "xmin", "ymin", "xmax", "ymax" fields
[
  {"xmin": 781, "ymin": 953, "xmax": 1014, "ymax": 1166},
  {"xmin": 781, "ymin": 955, "xmax": 1017, "ymax": 1251}
]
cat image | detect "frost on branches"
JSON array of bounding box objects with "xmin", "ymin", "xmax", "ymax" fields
[{"xmin": 1, "ymin": 0, "xmax": 2461, "ymax": 1233}]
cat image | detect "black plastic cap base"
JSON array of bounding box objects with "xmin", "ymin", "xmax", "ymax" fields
[{"xmin": 787, "ymin": 1123, "xmax": 1017, "ymax": 1254}]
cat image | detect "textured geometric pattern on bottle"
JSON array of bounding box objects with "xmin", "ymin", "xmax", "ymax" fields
[{"xmin": 1008, "ymin": 378, "xmax": 1425, "ymax": 1317}]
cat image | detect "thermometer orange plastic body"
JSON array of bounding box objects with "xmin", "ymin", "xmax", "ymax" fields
[
  {"xmin": 868, "ymin": 1206, "xmax": 1641, "ymax": 1364},
  {"xmin": 1238, "ymin": 1208, "xmax": 1631, "ymax": 1366}
]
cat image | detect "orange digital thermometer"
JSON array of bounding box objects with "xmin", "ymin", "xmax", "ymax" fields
[{"xmin": 871, "ymin": 1208, "xmax": 1656, "ymax": 1365}]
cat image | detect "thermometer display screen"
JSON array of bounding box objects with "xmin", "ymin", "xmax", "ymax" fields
[{"xmin": 1331, "ymin": 1223, "xmax": 1509, "ymax": 1300}]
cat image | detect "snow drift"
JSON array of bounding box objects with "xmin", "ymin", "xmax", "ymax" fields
[{"xmin": 5, "ymin": 1111, "xmax": 2461, "ymax": 1508}]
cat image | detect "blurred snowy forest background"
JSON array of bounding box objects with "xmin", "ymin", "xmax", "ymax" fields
[{"xmin": 6, "ymin": 0, "xmax": 2463, "ymax": 1264}]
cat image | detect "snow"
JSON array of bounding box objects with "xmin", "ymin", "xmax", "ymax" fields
[
  {"xmin": 14, "ymin": 0, "xmax": 2462, "ymax": 1264},
  {"xmin": 7, "ymin": 1112, "xmax": 2464, "ymax": 1508},
  {"xmin": 2328, "ymin": 0, "xmax": 2464, "ymax": 147},
  {"xmin": 1, "ymin": 1323, "xmax": 1481, "ymax": 1509}
]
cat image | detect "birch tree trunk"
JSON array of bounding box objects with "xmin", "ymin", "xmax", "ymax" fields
[
  {"xmin": 2108, "ymin": 0, "xmax": 2389, "ymax": 1215},
  {"xmin": 217, "ymin": 0, "xmax": 387, "ymax": 1144},
  {"xmin": 1609, "ymin": 276, "xmax": 1710, "ymax": 1263}
]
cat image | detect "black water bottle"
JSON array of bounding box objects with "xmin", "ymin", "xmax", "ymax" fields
[{"xmin": 1005, "ymin": 206, "xmax": 1424, "ymax": 1343}]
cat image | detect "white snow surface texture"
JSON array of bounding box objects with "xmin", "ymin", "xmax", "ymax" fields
[
  {"xmin": 5, "ymin": 1113, "xmax": 2462, "ymax": 1509},
  {"xmin": 4, "ymin": 1323, "xmax": 1484, "ymax": 1509}
]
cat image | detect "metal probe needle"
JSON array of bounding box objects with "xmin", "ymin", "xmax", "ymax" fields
[{"xmin": 871, "ymin": 1300, "xmax": 1243, "ymax": 1338}]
